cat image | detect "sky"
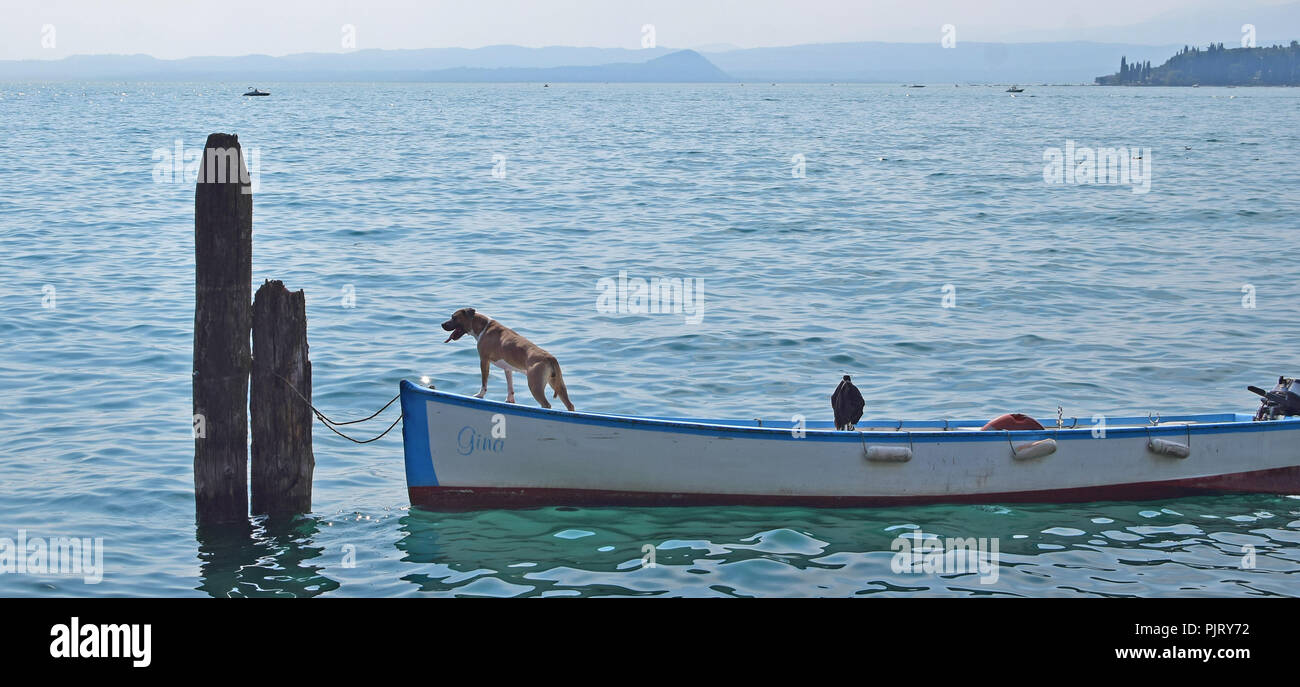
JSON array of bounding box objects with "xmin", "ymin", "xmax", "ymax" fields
[{"xmin": 1, "ymin": 0, "xmax": 1291, "ymax": 60}]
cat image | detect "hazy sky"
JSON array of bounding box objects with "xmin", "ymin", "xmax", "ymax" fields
[{"xmin": 2, "ymin": 0, "xmax": 1288, "ymax": 60}]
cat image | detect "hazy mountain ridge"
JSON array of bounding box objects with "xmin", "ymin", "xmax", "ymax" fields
[
  {"xmin": 705, "ymin": 41, "xmax": 1185, "ymax": 82},
  {"xmin": 0, "ymin": 45, "xmax": 678, "ymax": 80},
  {"xmin": 1000, "ymin": 1, "xmax": 1300, "ymax": 45},
  {"xmin": 405, "ymin": 50, "xmax": 733, "ymax": 82},
  {"xmin": 0, "ymin": 40, "xmax": 1281, "ymax": 83}
]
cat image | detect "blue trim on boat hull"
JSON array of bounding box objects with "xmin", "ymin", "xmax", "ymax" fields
[
  {"xmin": 400, "ymin": 381, "xmax": 437, "ymax": 487},
  {"xmin": 398, "ymin": 379, "xmax": 1299, "ymax": 444}
]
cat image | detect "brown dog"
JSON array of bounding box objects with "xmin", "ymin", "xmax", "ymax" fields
[{"xmin": 441, "ymin": 308, "xmax": 575, "ymax": 410}]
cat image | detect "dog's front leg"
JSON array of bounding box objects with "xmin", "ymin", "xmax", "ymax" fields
[
  {"xmin": 491, "ymin": 360, "xmax": 516, "ymax": 403},
  {"xmin": 475, "ymin": 356, "xmax": 489, "ymax": 399}
]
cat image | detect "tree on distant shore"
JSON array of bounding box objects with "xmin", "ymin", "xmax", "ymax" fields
[{"xmin": 1096, "ymin": 42, "xmax": 1300, "ymax": 86}]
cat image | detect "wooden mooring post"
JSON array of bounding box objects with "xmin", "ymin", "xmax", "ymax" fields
[
  {"xmin": 193, "ymin": 133, "xmax": 252, "ymax": 525},
  {"xmin": 251, "ymin": 280, "xmax": 315, "ymax": 515},
  {"xmin": 194, "ymin": 132, "xmax": 316, "ymax": 524}
]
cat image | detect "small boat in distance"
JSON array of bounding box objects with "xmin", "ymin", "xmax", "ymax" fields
[
  {"xmin": 399, "ymin": 381, "xmax": 1300, "ymax": 510},
  {"xmin": 1006, "ymin": 85, "xmax": 1025, "ymax": 93},
  {"xmin": 242, "ymin": 87, "xmax": 270, "ymax": 97}
]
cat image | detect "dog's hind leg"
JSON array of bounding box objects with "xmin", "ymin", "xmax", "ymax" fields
[
  {"xmin": 526, "ymin": 363, "xmax": 552, "ymax": 409},
  {"xmin": 549, "ymin": 362, "xmax": 575, "ymax": 411},
  {"xmin": 503, "ymin": 368, "xmax": 516, "ymax": 403}
]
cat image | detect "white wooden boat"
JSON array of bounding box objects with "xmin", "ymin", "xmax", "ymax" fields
[{"xmin": 398, "ymin": 380, "xmax": 1300, "ymax": 510}]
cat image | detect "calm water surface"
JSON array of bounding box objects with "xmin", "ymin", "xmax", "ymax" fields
[{"xmin": 1, "ymin": 83, "xmax": 1298, "ymax": 596}]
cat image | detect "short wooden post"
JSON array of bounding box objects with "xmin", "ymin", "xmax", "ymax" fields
[
  {"xmin": 251, "ymin": 280, "xmax": 315, "ymax": 515},
  {"xmin": 193, "ymin": 133, "xmax": 253, "ymax": 525}
]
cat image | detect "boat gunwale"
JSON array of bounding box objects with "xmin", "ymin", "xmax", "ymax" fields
[{"xmin": 399, "ymin": 380, "xmax": 1294, "ymax": 442}]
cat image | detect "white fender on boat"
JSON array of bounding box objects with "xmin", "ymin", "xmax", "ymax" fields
[
  {"xmin": 1012, "ymin": 438, "xmax": 1057, "ymax": 460},
  {"xmin": 1148, "ymin": 438, "xmax": 1190, "ymax": 458},
  {"xmin": 865, "ymin": 445, "xmax": 912, "ymax": 462}
]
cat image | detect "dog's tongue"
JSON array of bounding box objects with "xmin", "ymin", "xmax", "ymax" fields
[{"xmin": 443, "ymin": 327, "xmax": 465, "ymax": 343}]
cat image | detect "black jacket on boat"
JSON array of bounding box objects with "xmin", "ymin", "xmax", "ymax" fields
[{"xmin": 832, "ymin": 375, "xmax": 865, "ymax": 430}]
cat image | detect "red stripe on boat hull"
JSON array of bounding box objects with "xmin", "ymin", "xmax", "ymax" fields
[{"xmin": 410, "ymin": 466, "xmax": 1300, "ymax": 510}]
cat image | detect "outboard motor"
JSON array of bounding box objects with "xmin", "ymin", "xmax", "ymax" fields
[
  {"xmin": 832, "ymin": 375, "xmax": 865, "ymax": 430},
  {"xmin": 1249, "ymin": 376, "xmax": 1300, "ymax": 420}
]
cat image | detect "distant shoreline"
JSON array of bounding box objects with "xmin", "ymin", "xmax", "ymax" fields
[{"xmin": 1096, "ymin": 43, "xmax": 1300, "ymax": 86}]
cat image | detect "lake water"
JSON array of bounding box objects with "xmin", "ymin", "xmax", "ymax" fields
[{"xmin": 2, "ymin": 82, "xmax": 1298, "ymax": 596}]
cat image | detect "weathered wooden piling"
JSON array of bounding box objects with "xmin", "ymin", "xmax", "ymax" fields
[
  {"xmin": 193, "ymin": 133, "xmax": 253, "ymax": 525},
  {"xmin": 251, "ymin": 280, "xmax": 315, "ymax": 515}
]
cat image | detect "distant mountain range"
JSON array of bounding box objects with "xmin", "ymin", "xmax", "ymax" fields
[
  {"xmin": 0, "ymin": 41, "xmax": 1279, "ymax": 83},
  {"xmin": 0, "ymin": 47, "xmax": 720, "ymax": 82},
  {"xmin": 353, "ymin": 50, "xmax": 733, "ymax": 83},
  {"xmin": 705, "ymin": 42, "xmax": 1183, "ymax": 83},
  {"xmin": 1000, "ymin": 1, "xmax": 1300, "ymax": 45}
]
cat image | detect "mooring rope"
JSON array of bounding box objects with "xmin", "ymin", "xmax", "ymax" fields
[
  {"xmin": 274, "ymin": 373, "xmax": 403, "ymax": 443},
  {"xmin": 317, "ymin": 412, "xmax": 403, "ymax": 444}
]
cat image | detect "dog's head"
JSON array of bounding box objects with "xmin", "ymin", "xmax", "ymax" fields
[{"xmin": 441, "ymin": 307, "xmax": 477, "ymax": 343}]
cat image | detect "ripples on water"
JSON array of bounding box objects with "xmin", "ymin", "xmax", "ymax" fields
[
  {"xmin": 1, "ymin": 83, "xmax": 1298, "ymax": 596},
  {"xmin": 185, "ymin": 497, "xmax": 1300, "ymax": 598}
]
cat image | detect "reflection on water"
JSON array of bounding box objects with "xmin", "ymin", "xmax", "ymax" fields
[
  {"xmin": 196, "ymin": 515, "xmax": 339, "ymax": 598},
  {"xmin": 371, "ymin": 496, "xmax": 1300, "ymax": 597}
]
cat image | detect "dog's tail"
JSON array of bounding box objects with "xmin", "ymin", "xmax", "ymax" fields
[{"xmin": 549, "ymin": 360, "xmax": 575, "ymax": 411}]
